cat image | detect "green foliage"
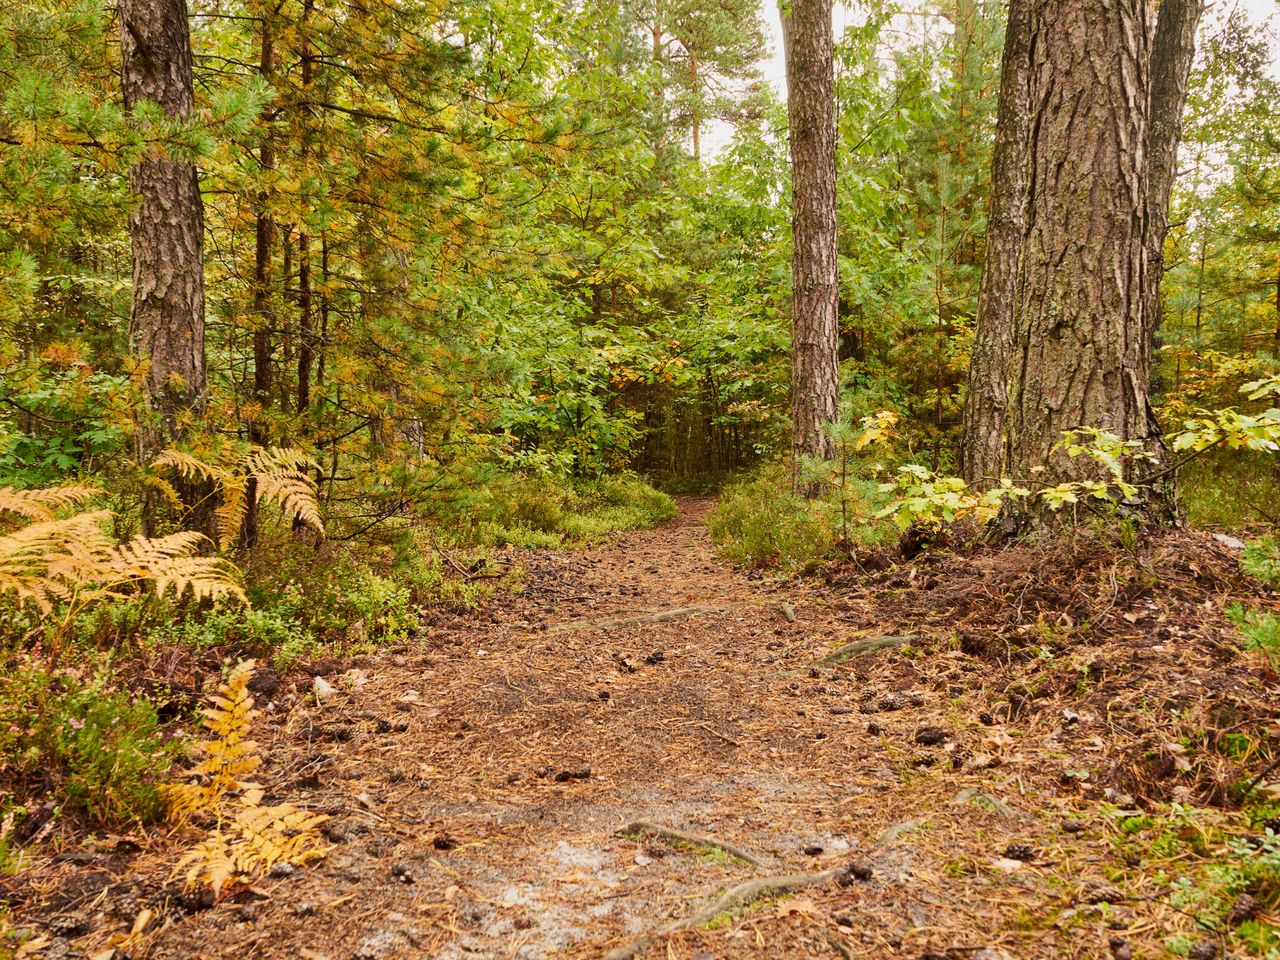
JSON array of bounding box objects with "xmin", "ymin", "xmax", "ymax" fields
[
  {"xmin": 707, "ymin": 468, "xmax": 834, "ymax": 571},
  {"xmin": 1242, "ymin": 536, "xmax": 1280, "ymax": 588},
  {"xmin": 474, "ymin": 473, "xmax": 676, "ymax": 547},
  {"xmin": 1226, "ymin": 603, "xmax": 1280, "ymax": 671},
  {"xmin": 1104, "ymin": 804, "xmax": 1280, "ymax": 958},
  {"xmin": 150, "ymin": 602, "xmax": 308, "ymax": 658},
  {"xmin": 0, "ymin": 661, "xmax": 169, "ymax": 824}
]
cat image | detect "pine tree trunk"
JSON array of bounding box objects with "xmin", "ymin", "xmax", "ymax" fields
[
  {"xmin": 959, "ymin": 0, "xmax": 1034, "ymax": 487},
  {"xmin": 296, "ymin": 0, "xmax": 316, "ymax": 422},
  {"xmin": 243, "ymin": 15, "xmax": 276, "ymax": 552},
  {"xmin": 783, "ymin": 0, "xmax": 839, "ymax": 497},
  {"xmin": 1145, "ymin": 0, "xmax": 1203, "ymax": 342},
  {"xmin": 119, "ymin": 0, "xmax": 211, "ymax": 535},
  {"xmin": 1001, "ymin": 0, "xmax": 1167, "ymax": 508}
]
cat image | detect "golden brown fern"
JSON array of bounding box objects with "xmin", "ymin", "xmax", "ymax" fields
[
  {"xmin": 247, "ymin": 447, "xmax": 324, "ymax": 535},
  {"xmin": 0, "ymin": 502, "xmax": 245, "ymax": 620},
  {"xmin": 162, "ymin": 660, "xmax": 261, "ymax": 821},
  {"xmin": 152, "ymin": 445, "xmax": 324, "ymax": 548},
  {"xmin": 0, "ymin": 512, "xmax": 112, "ymax": 613},
  {"xmin": 0, "ymin": 484, "xmax": 100, "ymax": 522},
  {"xmin": 166, "ymin": 661, "xmax": 328, "ymax": 896}
]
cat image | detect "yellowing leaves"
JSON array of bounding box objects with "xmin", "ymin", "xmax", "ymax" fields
[
  {"xmin": 165, "ymin": 661, "xmax": 328, "ymax": 898},
  {"xmin": 854, "ymin": 410, "xmax": 898, "ymax": 450}
]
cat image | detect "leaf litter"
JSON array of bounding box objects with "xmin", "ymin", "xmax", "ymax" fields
[{"xmin": 8, "ymin": 499, "xmax": 1280, "ymax": 959}]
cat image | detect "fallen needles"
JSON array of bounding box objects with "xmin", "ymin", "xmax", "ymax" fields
[
  {"xmin": 616, "ymin": 820, "xmax": 764, "ymax": 867},
  {"xmin": 601, "ymin": 865, "xmax": 849, "ymax": 960}
]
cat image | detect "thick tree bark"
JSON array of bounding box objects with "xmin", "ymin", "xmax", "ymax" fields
[
  {"xmin": 783, "ymin": 0, "xmax": 840, "ymax": 497},
  {"xmin": 1002, "ymin": 0, "xmax": 1165, "ymax": 499},
  {"xmin": 119, "ymin": 0, "xmax": 211, "ymax": 534},
  {"xmin": 958, "ymin": 0, "xmax": 1034, "ymax": 487}
]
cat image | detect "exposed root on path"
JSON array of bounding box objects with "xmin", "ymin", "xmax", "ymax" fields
[
  {"xmin": 547, "ymin": 605, "xmax": 727, "ymax": 633},
  {"xmin": 615, "ymin": 820, "xmax": 764, "ymax": 867},
  {"xmin": 600, "ymin": 865, "xmax": 848, "ymax": 960}
]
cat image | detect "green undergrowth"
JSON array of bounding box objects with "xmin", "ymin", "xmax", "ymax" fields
[
  {"xmin": 470, "ymin": 472, "xmax": 676, "ymax": 548},
  {"xmin": 0, "ymin": 657, "xmax": 172, "ymax": 826},
  {"xmin": 1227, "ymin": 532, "xmax": 1280, "ymax": 673},
  {"xmin": 1180, "ymin": 451, "xmax": 1280, "ymax": 529},
  {"xmin": 708, "ymin": 463, "xmax": 894, "ymax": 572},
  {"xmin": 1102, "ymin": 803, "xmax": 1280, "ymax": 957}
]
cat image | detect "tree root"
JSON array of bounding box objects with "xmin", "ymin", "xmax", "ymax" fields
[
  {"xmin": 601, "ymin": 866, "xmax": 843, "ymax": 960},
  {"xmin": 616, "ymin": 820, "xmax": 764, "ymax": 867},
  {"xmin": 768, "ymin": 634, "xmax": 917, "ymax": 680},
  {"xmin": 548, "ymin": 606, "xmax": 726, "ymax": 633}
]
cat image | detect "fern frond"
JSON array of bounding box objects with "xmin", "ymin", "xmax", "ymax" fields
[
  {"xmin": 248, "ymin": 448, "xmax": 323, "ymax": 536},
  {"xmin": 215, "ymin": 477, "xmax": 248, "ymax": 549},
  {"xmin": 233, "ymin": 803, "xmax": 328, "ymax": 873},
  {"xmin": 167, "ymin": 659, "xmax": 328, "ymax": 895},
  {"xmin": 159, "ymin": 782, "xmax": 218, "ymax": 824},
  {"xmin": 0, "ymin": 512, "xmax": 115, "ymax": 612},
  {"xmin": 107, "ymin": 532, "xmax": 246, "ymax": 604},
  {"xmin": 175, "ymin": 830, "xmax": 239, "ymax": 895},
  {"xmin": 247, "ymin": 447, "xmax": 315, "ymax": 474},
  {"xmin": 0, "ymin": 485, "xmax": 100, "ymax": 521},
  {"xmin": 152, "ymin": 449, "xmax": 232, "ymax": 486},
  {"xmin": 141, "ymin": 473, "xmax": 185, "ymax": 513}
]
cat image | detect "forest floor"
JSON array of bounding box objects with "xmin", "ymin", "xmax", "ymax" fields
[{"xmin": 13, "ymin": 498, "xmax": 1280, "ymax": 960}]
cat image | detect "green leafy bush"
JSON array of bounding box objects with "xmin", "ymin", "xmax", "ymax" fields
[
  {"xmin": 474, "ymin": 472, "xmax": 675, "ymax": 547},
  {"xmin": 1242, "ymin": 535, "xmax": 1280, "ymax": 589},
  {"xmin": 707, "ymin": 469, "xmax": 834, "ymax": 571},
  {"xmin": 149, "ymin": 602, "xmax": 307, "ymax": 655},
  {"xmin": 0, "ymin": 662, "xmax": 170, "ymax": 824},
  {"xmin": 1226, "ymin": 603, "xmax": 1280, "ymax": 671}
]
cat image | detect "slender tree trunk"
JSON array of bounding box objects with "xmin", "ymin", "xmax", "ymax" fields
[
  {"xmin": 690, "ymin": 51, "xmax": 701, "ymax": 160},
  {"xmin": 783, "ymin": 0, "xmax": 840, "ymax": 497},
  {"xmin": 119, "ymin": 0, "xmax": 212, "ymax": 535},
  {"xmin": 296, "ymin": 0, "xmax": 316, "ymax": 421},
  {"xmin": 1139, "ymin": 0, "xmax": 1202, "ymax": 511},
  {"xmin": 1145, "ymin": 0, "xmax": 1203, "ymax": 345},
  {"xmin": 243, "ymin": 14, "xmax": 276, "ymax": 551},
  {"xmin": 1002, "ymin": 0, "xmax": 1166, "ymax": 506},
  {"xmin": 959, "ymin": 0, "xmax": 1034, "ymax": 487},
  {"xmin": 1273, "ymin": 266, "xmax": 1280, "ymax": 357}
]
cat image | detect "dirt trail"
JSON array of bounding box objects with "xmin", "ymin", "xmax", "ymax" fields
[{"xmin": 30, "ymin": 498, "xmax": 1268, "ymax": 959}]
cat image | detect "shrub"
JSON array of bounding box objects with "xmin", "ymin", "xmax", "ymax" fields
[
  {"xmin": 1226, "ymin": 603, "xmax": 1280, "ymax": 671},
  {"xmin": 707, "ymin": 469, "xmax": 834, "ymax": 571},
  {"xmin": 473, "ymin": 472, "xmax": 675, "ymax": 547},
  {"xmin": 1242, "ymin": 535, "xmax": 1280, "ymax": 589},
  {"xmin": 0, "ymin": 661, "xmax": 170, "ymax": 824}
]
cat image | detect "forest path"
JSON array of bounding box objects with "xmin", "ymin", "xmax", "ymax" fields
[{"xmin": 140, "ymin": 498, "xmax": 1054, "ymax": 959}]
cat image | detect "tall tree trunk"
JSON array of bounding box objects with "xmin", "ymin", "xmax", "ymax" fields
[
  {"xmin": 1002, "ymin": 0, "xmax": 1166, "ymax": 506},
  {"xmin": 783, "ymin": 0, "xmax": 839, "ymax": 497},
  {"xmin": 243, "ymin": 12, "xmax": 276, "ymax": 552},
  {"xmin": 296, "ymin": 0, "xmax": 316, "ymax": 422},
  {"xmin": 1139, "ymin": 0, "xmax": 1203, "ymax": 511},
  {"xmin": 690, "ymin": 51, "xmax": 701, "ymax": 160},
  {"xmin": 119, "ymin": 0, "xmax": 211, "ymax": 535},
  {"xmin": 959, "ymin": 0, "xmax": 1034, "ymax": 487},
  {"xmin": 1144, "ymin": 0, "xmax": 1204, "ymax": 343}
]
